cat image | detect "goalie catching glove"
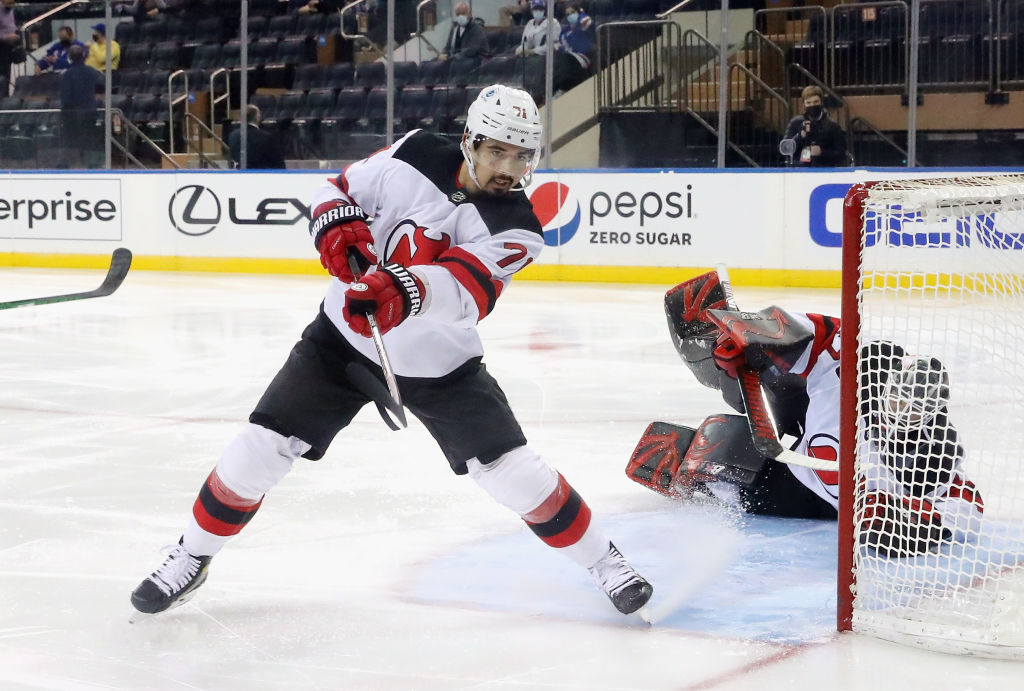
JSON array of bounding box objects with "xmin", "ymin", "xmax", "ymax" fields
[
  {"xmin": 344, "ymin": 264, "xmax": 424, "ymax": 337},
  {"xmin": 626, "ymin": 415, "xmax": 768, "ymax": 497},
  {"xmin": 310, "ymin": 200, "xmax": 377, "ymax": 282}
]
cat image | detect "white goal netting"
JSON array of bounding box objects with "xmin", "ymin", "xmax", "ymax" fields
[{"xmin": 847, "ymin": 175, "xmax": 1024, "ymax": 659}]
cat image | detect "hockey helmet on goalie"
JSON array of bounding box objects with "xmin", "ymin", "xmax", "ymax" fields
[
  {"xmin": 881, "ymin": 356, "xmax": 951, "ymax": 433},
  {"xmin": 461, "ymin": 84, "xmax": 542, "ymax": 191}
]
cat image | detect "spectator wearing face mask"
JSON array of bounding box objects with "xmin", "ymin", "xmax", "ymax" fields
[
  {"xmin": 440, "ymin": 2, "xmax": 488, "ymax": 61},
  {"xmin": 85, "ymin": 24, "xmax": 120, "ymax": 71},
  {"xmin": 553, "ymin": 2, "xmax": 593, "ymax": 93},
  {"xmin": 781, "ymin": 85, "xmax": 847, "ymax": 166},
  {"xmin": 516, "ymin": 0, "xmax": 558, "ymax": 57},
  {"xmin": 37, "ymin": 26, "xmax": 85, "ymax": 74}
]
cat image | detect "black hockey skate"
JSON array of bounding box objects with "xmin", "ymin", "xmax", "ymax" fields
[
  {"xmin": 130, "ymin": 539, "xmax": 211, "ymax": 617},
  {"xmin": 588, "ymin": 542, "xmax": 653, "ymax": 615}
]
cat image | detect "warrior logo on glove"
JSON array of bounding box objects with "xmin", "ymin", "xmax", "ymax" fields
[
  {"xmin": 310, "ymin": 200, "xmax": 377, "ymax": 283},
  {"xmin": 343, "ymin": 263, "xmax": 424, "ymax": 337}
]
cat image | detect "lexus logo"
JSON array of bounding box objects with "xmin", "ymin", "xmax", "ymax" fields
[
  {"xmin": 168, "ymin": 184, "xmax": 220, "ymax": 236},
  {"xmin": 168, "ymin": 184, "xmax": 311, "ymax": 235}
]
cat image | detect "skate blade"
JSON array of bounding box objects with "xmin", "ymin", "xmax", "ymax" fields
[{"xmin": 634, "ymin": 604, "xmax": 653, "ymax": 626}]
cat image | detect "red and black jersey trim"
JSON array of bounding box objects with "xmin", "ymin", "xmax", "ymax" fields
[
  {"xmin": 331, "ymin": 165, "xmax": 353, "ymax": 198},
  {"xmin": 192, "ymin": 473, "xmax": 263, "ymax": 537},
  {"xmin": 796, "ymin": 313, "xmax": 841, "ymax": 377},
  {"xmin": 436, "ymin": 247, "xmax": 502, "ymax": 318},
  {"xmin": 524, "ymin": 475, "xmax": 593, "ymax": 548}
]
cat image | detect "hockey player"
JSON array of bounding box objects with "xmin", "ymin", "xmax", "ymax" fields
[
  {"xmin": 626, "ymin": 270, "xmax": 984, "ymax": 558},
  {"xmin": 131, "ymin": 85, "xmax": 653, "ymax": 618}
]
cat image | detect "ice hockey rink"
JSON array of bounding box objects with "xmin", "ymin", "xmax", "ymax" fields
[{"xmin": 1, "ymin": 265, "xmax": 1022, "ymax": 690}]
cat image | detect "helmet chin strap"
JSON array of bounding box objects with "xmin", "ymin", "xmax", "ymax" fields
[
  {"xmin": 510, "ymin": 169, "xmax": 532, "ymax": 192},
  {"xmin": 461, "ymin": 136, "xmax": 483, "ymax": 189},
  {"xmin": 511, "ymin": 149, "xmax": 541, "ymax": 191}
]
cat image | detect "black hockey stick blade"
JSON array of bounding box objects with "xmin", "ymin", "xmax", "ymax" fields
[
  {"xmin": 346, "ymin": 362, "xmax": 405, "ymax": 431},
  {"xmin": 0, "ymin": 248, "xmax": 133, "ymax": 311}
]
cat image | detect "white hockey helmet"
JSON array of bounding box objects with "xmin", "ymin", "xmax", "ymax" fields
[
  {"xmin": 461, "ymin": 84, "xmax": 543, "ymax": 190},
  {"xmin": 881, "ymin": 355, "xmax": 950, "ymax": 433}
]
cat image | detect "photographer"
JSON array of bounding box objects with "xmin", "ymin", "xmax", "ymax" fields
[{"xmin": 781, "ymin": 85, "xmax": 846, "ymax": 167}]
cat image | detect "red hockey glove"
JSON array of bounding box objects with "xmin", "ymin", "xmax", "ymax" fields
[
  {"xmin": 343, "ymin": 263, "xmax": 424, "ymax": 337},
  {"xmin": 859, "ymin": 490, "xmax": 949, "ymax": 557},
  {"xmin": 310, "ymin": 200, "xmax": 376, "ymax": 282},
  {"xmin": 713, "ymin": 331, "xmax": 745, "ymax": 379}
]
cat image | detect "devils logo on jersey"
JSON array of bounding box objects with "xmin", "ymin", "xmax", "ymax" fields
[
  {"xmin": 806, "ymin": 432, "xmax": 839, "ymax": 489},
  {"xmin": 382, "ymin": 219, "xmax": 452, "ymax": 266}
]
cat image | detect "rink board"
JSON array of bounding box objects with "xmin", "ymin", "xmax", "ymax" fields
[{"xmin": 1, "ymin": 167, "xmax": 1022, "ymax": 287}]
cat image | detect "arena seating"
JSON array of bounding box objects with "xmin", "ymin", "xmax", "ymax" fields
[{"xmin": 0, "ymin": 0, "xmax": 720, "ymax": 165}]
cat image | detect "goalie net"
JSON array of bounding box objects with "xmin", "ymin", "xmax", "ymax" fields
[{"xmin": 839, "ymin": 175, "xmax": 1024, "ymax": 658}]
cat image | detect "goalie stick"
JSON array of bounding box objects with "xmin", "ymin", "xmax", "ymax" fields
[
  {"xmin": 346, "ymin": 253, "xmax": 408, "ymax": 431},
  {"xmin": 714, "ymin": 263, "xmax": 837, "ymax": 472},
  {"xmin": 0, "ymin": 248, "xmax": 132, "ymax": 311}
]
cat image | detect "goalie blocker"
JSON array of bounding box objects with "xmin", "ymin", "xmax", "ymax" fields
[{"xmin": 626, "ymin": 415, "xmax": 837, "ymax": 518}]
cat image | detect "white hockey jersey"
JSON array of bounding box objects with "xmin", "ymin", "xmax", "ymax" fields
[
  {"xmin": 311, "ymin": 130, "xmax": 544, "ymax": 378},
  {"xmin": 785, "ymin": 312, "xmax": 984, "ymax": 539}
]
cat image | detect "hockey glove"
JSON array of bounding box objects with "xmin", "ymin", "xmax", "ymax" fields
[
  {"xmin": 343, "ymin": 263, "xmax": 424, "ymax": 337},
  {"xmin": 712, "ymin": 331, "xmax": 745, "ymax": 379},
  {"xmin": 858, "ymin": 490, "xmax": 950, "ymax": 557},
  {"xmin": 310, "ymin": 200, "xmax": 376, "ymax": 282}
]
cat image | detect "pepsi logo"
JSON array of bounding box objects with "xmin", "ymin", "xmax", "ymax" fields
[{"xmin": 529, "ymin": 181, "xmax": 581, "ymax": 247}]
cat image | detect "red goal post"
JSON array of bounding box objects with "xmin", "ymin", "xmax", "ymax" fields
[{"xmin": 838, "ymin": 175, "xmax": 1024, "ymax": 658}]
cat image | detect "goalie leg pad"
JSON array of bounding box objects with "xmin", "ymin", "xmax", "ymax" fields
[
  {"xmin": 626, "ymin": 421, "xmax": 696, "ymax": 496},
  {"xmin": 626, "ymin": 416, "xmax": 769, "ymax": 497},
  {"xmin": 681, "ymin": 414, "xmax": 769, "ymax": 490}
]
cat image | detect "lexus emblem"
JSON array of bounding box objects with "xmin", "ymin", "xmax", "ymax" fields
[{"xmin": 168, "ymin": 185, "xmax": 221, "ymax": 236}]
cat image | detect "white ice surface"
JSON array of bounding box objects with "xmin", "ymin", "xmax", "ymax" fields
[{"xmin": 1, "ymin": 267, "xmax": 1021, "ymax": 690}]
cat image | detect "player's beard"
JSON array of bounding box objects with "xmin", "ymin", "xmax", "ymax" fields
[{"xmin": 486, "ymin": 173, "xmax": 515, "ymax": 194}]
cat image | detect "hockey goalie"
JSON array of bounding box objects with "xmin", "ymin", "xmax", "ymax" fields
[{"xmin": 626, "ymin": 270, "xmax": 985, "ymax": 558}]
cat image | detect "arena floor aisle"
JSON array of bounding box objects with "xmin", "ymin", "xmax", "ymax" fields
[{"xmin": 0, "ymin": 266, "xmax": 1020, "ymax": 690}]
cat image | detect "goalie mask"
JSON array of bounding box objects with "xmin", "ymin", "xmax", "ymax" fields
[
  {"xmin": 461, "ymin": 84, "xmax": 543, "ymax": 191},
  {"xmin": 881, "ymin": 356, "xmax": 950, "ymax": 433}
]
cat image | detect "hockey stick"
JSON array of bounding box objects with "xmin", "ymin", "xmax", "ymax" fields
[
  {"xmin": 346, "ymin": 253, "xmax": 408, "ymax": 431},
  {"xmin": 0, "ymin": 248, "xmax": 133, "ymax": 311},
  {"xmin": 714, "ymin": 263, "xmax": 837, "ymax": 472}
]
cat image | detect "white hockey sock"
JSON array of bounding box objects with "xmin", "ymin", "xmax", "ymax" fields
[
  {"xmin": 467, "ymin": 446, "xmax": 611, "ymax": 568},
  {"xmin": 182, "ymin": 423, "xmax": 308, "ymax": 557}
]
